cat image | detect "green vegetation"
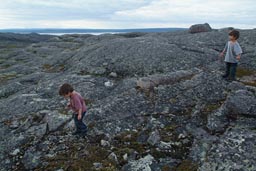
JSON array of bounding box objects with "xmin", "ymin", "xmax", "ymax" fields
[
  {"xmin": 0, "ymin": 59, "xmax": 5, "ymax": 64},
  {"xmin": 57, "ymin": 108, "xmax": 69, "ymax": 115},
  {"xmin": 42, "ymin": 64, "xmax": 65, "ymax": 73},
  {"xmin": 0, "ymin": 72, "xmax": 17, "ymax": 82},
  {"xmin": 203, "ymin": 103, "xmax": 222, "ymax": 113},
  {"xmin": 199, "ymin": 102, "xmax": 224, "ymax": 125},
  {"xmin": 236, "ymin": 67, "xmax": 255, "ymax": 78},
  {"xmin": 84, "ymin": 98, "xmax": 94, "ymax": 107},
  {"xmin": 162, "ymin": 165, "xmax": 172, "ymax": 171},
  {"xmin": 5, "ymin": 44, "xmax": 18, "ymax": 49},
  {"xmin": 42, "ymin": 64, "xmax": 52, "ymax": 70},
  {"xmin": 236, "ymin": 67, "xmax": 256, "ymax": 87},
  {"xmin": 43, "ymin": 143, "xmax": 117, "ymax": 171},
  {"xmin": 175, "ymin": 160, "xmax": 198, "ymax": 171},
  {"xmin": 242, "ymin": 81, "xmax": 256, "ymax": 87}
]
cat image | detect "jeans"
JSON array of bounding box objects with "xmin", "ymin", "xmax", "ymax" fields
[
  {"xmin": 224, "ymin": 62, "xmax": 237, "ymax": 79},
  {"xmin": 73, "ymin": 111, "xmax": 87, "ymax": 133}
]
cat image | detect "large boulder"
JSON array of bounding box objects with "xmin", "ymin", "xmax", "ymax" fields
[
  {"xmin": 225, "ymin": 90, "xmax": 256, "ymax": 117},
  {"xmin": 189, "ymin": 23, "xmax": 212, "ymax": 34}
]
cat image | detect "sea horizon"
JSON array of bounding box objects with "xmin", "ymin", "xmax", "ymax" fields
[{"xmin": 0, "ymin": 28, "xmax": 187, "ymax": 35}]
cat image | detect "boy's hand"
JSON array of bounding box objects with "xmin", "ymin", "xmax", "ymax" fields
[
  {"xmin": 236, "ymin": 55, "xmax": 241, "ymax": 60},
  {"xmin": 78, "ymin": 114, "xmax": 82, "ymax": 120},
  {"xmin": 219, "ymin": 52, "xmax": 224, "ymax": 57}
]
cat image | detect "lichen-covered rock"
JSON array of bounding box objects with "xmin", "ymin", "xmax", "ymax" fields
[
  {"xmin": 198, "ymin": 127, "xmax": 256, "ymax": 171},
  {"xmin": 22, "ymin": 147, "xmax": 42, "ymax": 170},
  {"xmin": 122, "ymin": 155, "xmax": 155, "ymax": 171},
  {"xmin": 136, "ymin": 70, "xmax": 194, "ymax": 90},
  {"xmin": 0, "ymin": 28, "xmax": 256, "ymax": 170},
  {"xmin": 147, "ymin": 130, "xmax": 161, "ymax": 146}
]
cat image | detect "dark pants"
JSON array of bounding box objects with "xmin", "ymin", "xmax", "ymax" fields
[
  {"xmin": 73, "ymin": 111, "xmax": 87, "ymax": 133},
  {"xmin": 224, "ymin": 62, "xmax": 237, "ymax": 79}
]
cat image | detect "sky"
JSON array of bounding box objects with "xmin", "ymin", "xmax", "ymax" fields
[{"xmin": 0, "ymin": 0, "xmax": 255, "ymax": 29}]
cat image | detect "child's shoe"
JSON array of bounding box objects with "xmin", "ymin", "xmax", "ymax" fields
[{"xmin": 222, "ymin": 74, "xmax": 228, "ymax": 79}]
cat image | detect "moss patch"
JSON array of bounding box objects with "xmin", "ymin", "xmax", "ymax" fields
[
  {"xmin": 199, "ymin": 102, "xmax": 224, "ymax": 125},
  {"xmin": 43, "ymin": 143, "xmax": 117, "ymax": 171},
  {"xmin": 84, "ymin": 98, "xmax": 94, "ymax": 107},
  {"xmin": 175, "ymin": 160, "xmax": 198, "ymax": 171},
  {"xmin": 162, "ymin": 165, "xmax": 173, "ymax": 171},
  {"xmin": 113, "ymin": 131, "xmax": 148, "ymax": 154},
  {"xmin": 42, "ymin": 64, "xmax": 65, "ymax": 73},
  {"xmin": 236, "ymin": 68, "xmax": 255, "ymax": 78},
  {"xmin": 78, "ymin": 70, "xmax": 106, "ymax": 77},
  {"xmin": 203, "ymin": 103, "xmax": 221, "ymax": 113},
  {"xmin": 0, "ymin": 72, "xmax": 18, "ymax": 82},
  {"xmin": 57, "ymin": 108, "xmax": 69, "ymax": 115},
  {"xmin": 242, "ymin": 81, "xmax": 256, "ymax": 87}
]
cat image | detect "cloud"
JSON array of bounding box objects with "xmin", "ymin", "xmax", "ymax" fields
[
  {"xmin": 113, "ymin": 0, "xmax": 256, "ymax": 27},
  {"xmin": 0, "ymin": 0, "xmax": 255, "ymax": 29}
]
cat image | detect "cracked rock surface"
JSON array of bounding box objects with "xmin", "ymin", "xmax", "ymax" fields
[{"xmin": 0, "ymin": 29, "xmax": 256, "ymax": 171}]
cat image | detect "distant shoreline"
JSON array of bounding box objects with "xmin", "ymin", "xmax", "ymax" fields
[
  {"xmin": 39, "ymin": 32, "xmax": 123, "ymax": 36},
  {"xmin": 0, "ymin": 28, "xmax": 187, "ymax": 35}
]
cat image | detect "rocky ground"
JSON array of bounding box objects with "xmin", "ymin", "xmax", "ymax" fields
[{"xmin": 0, "ymin": 28, "xmax": 256, "ymax": 171}]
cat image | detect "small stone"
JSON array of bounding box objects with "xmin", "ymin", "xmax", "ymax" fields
[
  {"xmin": 93, "ymin": 162, "xmax": 103, "ymax": 169},
  {"xmin": 55, "ymin": 169, "xmax": 64, "ymax": 171},
  {"xmin": 109, "ymin": 72, "xmax": 117, "ymax": 78},
  {"xmin": 10, "ymin": 149, "xmax": 20, "ymax": 156},
  {"xmin": 129, "ymin": 151, "xmax": 139, "ymax": 160},
  {"xmin": 5, "ymin": 159, "xmax": 11, "ymax": 164},
  {"xmin": 122, "ymin": 154, "xmax": 154, "ymax": 171},
  {"xmin": 10, "ymin": 120, "xmax": 20, "ymax": 129},
  {"xmin": 102, "ymin": 62, "xmax": 108, "ymax": 66},
  {"xmin": 147, "ymin": 130, "xmax": 161, "ymax": 146},
  {"xmin": 108, "ymin": 152, "xmax": 118, "ymax": 164},
  {"xmin": 124, "ymin": 134, "xmax": 132, "ymax": 139},
  {"xmin": 123, "ymin": 153, "xmax": 128, "ymax": 161},
  {"xmin": 104, "ymin": 81, "xmax": 114, "ymax": 87},
  {"xmin": 100, "ymin": 140, "xmax": 110, "ymax": 147},
  {"xmin": 22, "ymin": 148, "xmax": 41, "ymax": 170},
  {"xmin": 178, "ymin": 134, "xmax": 186, "ymax": 139}
]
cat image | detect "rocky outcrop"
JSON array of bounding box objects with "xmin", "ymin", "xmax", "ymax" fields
[
  {"xmin": 189, "ymin": 23, "xmax": 212, "ymax": 33},
  {"xmin": 0, "ymin": 28, "xmax": 256, "ymax": 170}
]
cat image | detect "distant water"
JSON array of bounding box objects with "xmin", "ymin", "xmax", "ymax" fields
[
  {"xmin": 39, "ymin": 32, "xmax": 120, "ymax": 36},
  {"xmin": 0, "ymin": 28, "xmax": 187, "ymax": 36}
]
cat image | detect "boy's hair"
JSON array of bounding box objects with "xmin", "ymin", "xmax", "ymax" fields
[
  {"xmin": 59, "ymin": 83, "xmax": 74, "ymax": 96},
  {"xmin": 229, "ymin": 30, "xmax": 240, "ymax": 40}
]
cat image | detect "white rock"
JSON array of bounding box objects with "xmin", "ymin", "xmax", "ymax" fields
[
  {"xmin": 109, "ymin": 72, "xmax": 117, "ymax": 78},
  {"xmin": 126, "ymin": 154, "xmax": 154, "ymax": 171},
  {"xmin": 10, "ymin": 149, "xmax": 20, "ymax": 156},
  {"xmin": 10, "ymin": 120, "xmax": 19, "ymax": 129},
  {"xmin": 93, "ymin": 162, "xmax": 103, "ymax": 169},
  {"xmin": 55, "ymin": 169, "xmax": 64, "ymax": 171},
  {"xmin": 108, "ymin": 152, "xmax": 118, "ymax": 163},
  {"xmin": 104, "ymin": 81, "xmax": 114, "ymax": 87},
  {"xmin": 147, "ymin": 130, "xmax": 161, "ymax": 146},
  {"xmin": 100, "ymin": 140, "xmax": 110, "ymax": 147},
  {"xmin": 123, "ymin": 153, "xmax": 128, "ymax": 161}
]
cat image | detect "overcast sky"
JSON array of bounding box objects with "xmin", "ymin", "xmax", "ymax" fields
[{"xmin": 0, "ymin": 0, "xmax": 255, "ymax": 29}]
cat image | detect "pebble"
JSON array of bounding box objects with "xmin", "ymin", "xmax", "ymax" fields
[
  {"xmin": 104, "ymin": 81, "xmax": 114, "ymax": 87},
  {"xmin": 108, "ymin": 152, "xmax": 118, "ymax": 163},
  {"xmin": 109, "ymin": 72, "xmax": 117, "ymax": 78},
  {"xmin": 93, "ymin": 162, "xmax": 103, "ymax": 169},
  {"xmin": 10, "ymin": 149, "xmax": 20, "ymax": 156},
  {"xmin": 100, "ymin": 140, "xmax": 110, "ymax": 147},
  {"xmin": 123, "ymin": 153, "xmax": 128, "ymax": 161}
]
